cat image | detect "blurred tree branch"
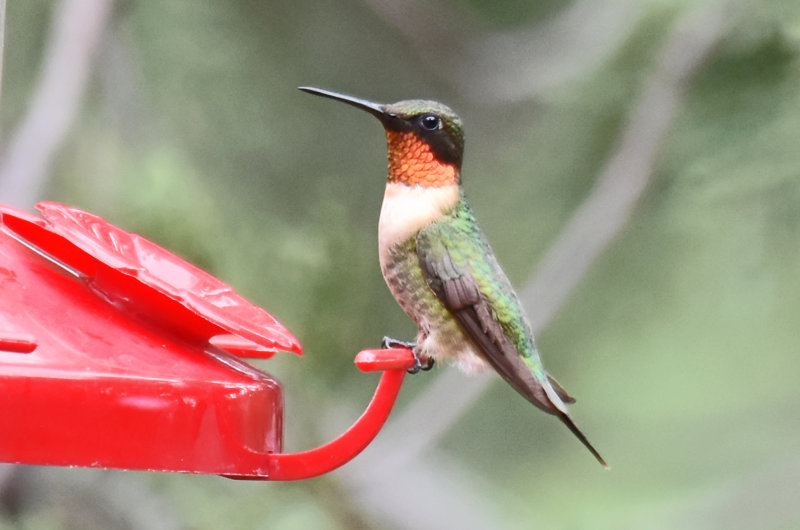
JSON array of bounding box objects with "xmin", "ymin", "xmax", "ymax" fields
[
  {"xmin": 0, "ymin": 3, "xmax": 183, "ymax": 527},
  {"xmin": 361, "ymin": 0, "xmax": 643, "ymax": 103},
  {"xmin": 519, "ymin": 0, "xmax": 741, "ymax": 331},
  {"xmin": 453, "ymin": 0, "xmax": 642, "ymax": 102},
  {"xmin": 0, "ymin": 0, "xmax": 115, "ymax": 209},
  {"xmin": 336, "ymin": 1, "xmax": 747, "ymax": 527}
]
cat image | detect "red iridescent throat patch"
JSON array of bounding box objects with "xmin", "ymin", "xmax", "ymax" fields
[{"xmin": 385, "ymin": 131, "xmax": 458, "ymax": 187}]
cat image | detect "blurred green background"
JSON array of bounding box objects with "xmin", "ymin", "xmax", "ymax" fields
[{"xmin": 2, "ymin": 0, "xmax": 800, "ymax": 528}]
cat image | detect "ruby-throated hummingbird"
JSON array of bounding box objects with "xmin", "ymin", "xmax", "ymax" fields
[{"xmin": 300, "ymin": 87, "xmax": 607, "ymax": 467}]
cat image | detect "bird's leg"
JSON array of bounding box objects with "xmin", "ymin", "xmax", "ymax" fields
[{"xmin": 381, "ymin": 336, "xmax": 435, "ymax": 374}]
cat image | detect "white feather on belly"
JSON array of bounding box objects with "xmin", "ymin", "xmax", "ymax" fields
[
  {"xmin": 378, "ymin": 182, "xmax": 489, "ymax": 373},
  {"xmin": 378, "ymin": 182, "xmax": 459, "ymax": 266}
]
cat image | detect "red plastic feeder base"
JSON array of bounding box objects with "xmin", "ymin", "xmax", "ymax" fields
[{"xmin": 0, "ymin": 203, "xmax": 415, "ymax": 480}]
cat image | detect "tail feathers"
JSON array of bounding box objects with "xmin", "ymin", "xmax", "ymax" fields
[
  {"xmin": 535, "ymin": 375, "xmax": 608, "ymax": 468},
  {"xmin": 556, "ymin": 411, "xmax": 609, "ymax": 469},
  {"xmin": 482, "ymin": 348, "xmax": 607, "ymax": 467},
  {"xmin": 546, "ymin": 373, "xmax": 576, "ymax": 404}
]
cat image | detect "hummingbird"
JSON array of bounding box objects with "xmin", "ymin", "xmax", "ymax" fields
[{"xmin": 300, "ymin": 86, "xmax": 607, "ymax": 467}]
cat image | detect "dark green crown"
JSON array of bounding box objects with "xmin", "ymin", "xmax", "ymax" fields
[{"xmin": 383, "ymin": 99, "xmax": 464, "ymax": 166}]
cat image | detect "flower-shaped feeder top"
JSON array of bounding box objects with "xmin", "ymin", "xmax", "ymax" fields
[{"xmin": 0, "ymin": 203, "xmax": 415, "ymax": 480}]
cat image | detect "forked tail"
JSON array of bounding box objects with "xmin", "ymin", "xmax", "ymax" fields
[{"xmin": 556, "ymin": 411, "xmax": 609, "ymax": 468}]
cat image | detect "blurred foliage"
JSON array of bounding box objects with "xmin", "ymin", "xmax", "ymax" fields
[
  {"xmin": 2, "ymin": 0, "xmax": 800, "ymax": 529},
  {"xmin": 463, "ymin": 0, "xmax": 569, "ymax": 26}
]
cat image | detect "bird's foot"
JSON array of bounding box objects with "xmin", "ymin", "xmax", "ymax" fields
[
  {"xmin": 407, "ymin": 352, "xmax": 435, "ymax": 374},
  {"xmin": 381, "ymin": 336, "xmax": 434, "ymax": 374}
]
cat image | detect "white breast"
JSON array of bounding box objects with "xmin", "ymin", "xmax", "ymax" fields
[{"xmin": 378, "ymin": 182, "xmax": 460, "ymax": 259}]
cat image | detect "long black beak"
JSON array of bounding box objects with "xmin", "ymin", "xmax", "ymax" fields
[{"xmin": 299, "ymin": 87, "xmax": 402, "ymax": 129}]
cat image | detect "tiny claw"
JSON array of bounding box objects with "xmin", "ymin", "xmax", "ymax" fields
[
  {"xmin": 420, "ymin": 356, "xmax": 435, "ymax": 371},
  {"xmin": 407, "ymin": 349, "xmax": 433, "ymax": 375}
]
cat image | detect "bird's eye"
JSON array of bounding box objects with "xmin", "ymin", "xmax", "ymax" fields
[{"xmin": 419, "ymin": 114, "xmax": 441, "ymax": 131}]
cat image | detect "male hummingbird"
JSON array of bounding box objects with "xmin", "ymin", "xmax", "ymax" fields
[{"xmin": 300, "ymin": 87, "xmax": 607, "ymax": 467}]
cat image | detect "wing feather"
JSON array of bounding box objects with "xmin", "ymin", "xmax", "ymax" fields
[
  {"xmin": 415, "ymin": 213, "xmax": 607, "ymax": 467},
  {"xmin": 416, "ymin": 220, "xmax": 556, "ymax": 413}
]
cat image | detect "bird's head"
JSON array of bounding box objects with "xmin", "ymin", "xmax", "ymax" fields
[{"xmin": 300, "ymin": 87, "xmax": 464, "ymax": 187}]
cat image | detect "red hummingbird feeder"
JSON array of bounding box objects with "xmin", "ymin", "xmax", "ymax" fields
[{"xmin": 0, "ymin": 202, "xmax": 415, "ymax": 480}]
